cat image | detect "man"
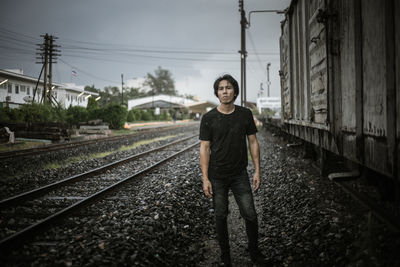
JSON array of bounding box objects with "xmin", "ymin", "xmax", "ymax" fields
[{"xmin": 199, "ymin": 74, "xmax": 267, "ymax": 266}]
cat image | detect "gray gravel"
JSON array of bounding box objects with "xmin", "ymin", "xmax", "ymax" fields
[
  {"xmin": 1, "ymin": 126, "xmax": 399, "ymax": 266},
  {"xmin": 0, "ymin": 124, "xmax": 199, "ymax": 200}
]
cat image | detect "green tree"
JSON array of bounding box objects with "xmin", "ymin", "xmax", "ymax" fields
[
  {"xmin": 144, "ymin": 66, "xmax": 176, "ymax": 95},
  {"xmin": 125, "ymin": 87, "xmax": 147, "ymax": 100},
  {"xmin": 87, "ymin": 96, "xmax": 99, "ymax": 110},
  {"xmin": 84, "ymin": 85, "xmax": 100, "ymax": 93}
]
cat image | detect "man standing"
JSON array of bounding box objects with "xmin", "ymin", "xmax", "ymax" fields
[{"xmin": 199, "ymin": 74, "xmax": 267, "ymax": 266}]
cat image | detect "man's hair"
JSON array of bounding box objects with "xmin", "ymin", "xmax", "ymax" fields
[{"xmin": 213, "ymin": 74, "xmax": 239, "ymax": 100}]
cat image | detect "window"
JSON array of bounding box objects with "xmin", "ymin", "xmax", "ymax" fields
[
  {"xmin": 27, "ymin": 87, "xmax": 30, "ymax": 95},
  {"xmin": 0, "ymin": 82, "xmax": 6, "ymax": 89},
  {"xmin": 15, "ymin": 85, "xmax": 19, "ymax": 94},
  {"xmin": 20, "ymin": 85, "xmax": 26, "ymax": 93},
  {"xmin": 8, "ymin": 84, "xmax": 12, "ymax": 93},
  {"xmin": 67, "ymin": 94, "xmax": 70, "ymax": 101}
]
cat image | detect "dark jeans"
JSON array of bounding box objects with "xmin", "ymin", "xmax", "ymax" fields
[{"xmin": 210, "ymin": 170, "xmax": 258, "ymax": 256}]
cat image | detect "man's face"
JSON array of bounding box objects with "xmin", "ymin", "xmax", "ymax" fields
[{"xmin": 217, "ymin": 80, "xmax": 235, "ymax": 104}]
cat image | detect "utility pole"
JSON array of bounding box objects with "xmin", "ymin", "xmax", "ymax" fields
[
  {"xmin": 36, "ymin": 34, "xmax": 60, "ymax": 104},
  {"xmin": 48, "ymin": 35, "xmax": 60, "ymax": 103},
  {"xmin": 266, "ymin": 62, "xmax": 271, "ymax": 97},
  {"xmin": 42, "ymin": 34, "xmax": 48, "ymax": 104},
  {"xmin": 239, "ymin": 0, "xmax": 247, "ymax": 107},
  {"xmin": 121, "ymin": 73, "xmax": 124, "ymax": 105}
]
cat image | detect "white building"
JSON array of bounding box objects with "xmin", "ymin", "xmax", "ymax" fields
[
  {"xmin": 127, "ymin": 94, "xmax": 196, "ymax": 111},
  {"xmin": 0, "ymin": 69, "xmax": 98, "ymax": 108}
]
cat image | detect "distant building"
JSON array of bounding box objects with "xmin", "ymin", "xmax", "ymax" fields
[
  {"xmin": 127, "ymin": 94, "xmax": 217, "ymax": 118},
  {"xmin": 127, "ymin": 94, "xmax": 196, "ymax": 110},
  {"xmin": 256, "ymin": 96, "xmax": 281, "ymax": 117},
  {"xmin": 0, "ymin": 69, "xmax": 98, "ymax": 108}
]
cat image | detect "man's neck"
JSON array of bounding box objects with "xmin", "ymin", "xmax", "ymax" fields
[{"xmin": 217, "ymin": 103, "xmax": 235, "ymax": 114}]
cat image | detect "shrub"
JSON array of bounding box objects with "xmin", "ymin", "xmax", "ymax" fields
[
  {"xmin": 127, "ymin": 109, "xmax": 142, "ymax": 122},
  {"xmin": 101, "ymin": 104, "xmax": 127, "ymax": 129},
  {"xmin": 141, "ymin": 109, "xmax": 153, "ymax": 121},
  {"xmin": 87, "ymin": 108, "xmax": 103, "ymax": 121},
  {"xmin": 66, "ymin": 106, "xmax": 88, "ymax": 126},
  {"xmin": 160, "ymin": 110, "xmax": 171, "ymax": 121},
  {"xmin": 0, "ymin": 107, "xmax": 12, "ymax": 122},
  {"xmin": 20, "ymin": 103, "xmax": 59, "ymax": 122}
]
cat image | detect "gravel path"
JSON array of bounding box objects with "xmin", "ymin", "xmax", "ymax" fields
[
  {"xmin": 1, "ymin": 127, "xmax": 399, "ymax": 266},
  {"xmin": 199, "ymin": 128, "xmax": 400, "ymax": 266}
]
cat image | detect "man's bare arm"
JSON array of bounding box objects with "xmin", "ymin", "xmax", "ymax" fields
[
  {"xmin": 247, "ymin": 134, "xmax": 261, "ymax": 191},
  {"xmin": 200, "ymin": 140, "xmax": 213, "ymax": 198}
]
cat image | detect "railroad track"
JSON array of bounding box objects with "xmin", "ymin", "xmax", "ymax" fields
[
  {"xmin": 0, "ymin": 135, "xmax": 200, "ymax": 250},
  {"xmin": 0, "ymin": 123, "xmax": 197, "ymax": 160}
]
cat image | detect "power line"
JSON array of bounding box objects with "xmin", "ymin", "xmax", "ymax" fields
[
  {"xmin": 59, "ymin": 58, "xmax": 120, "ymax": 84},
  {"xmin": 247, "ymin": 30, "xmax": 265, "ymax": 72}
]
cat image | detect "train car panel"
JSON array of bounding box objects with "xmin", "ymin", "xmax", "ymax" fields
[
  {"xmin": 309, "ymin": 0, "xmax": 328, "ymax": 125},
  {"xmin": 280, "ymin": 0, "xmax": 399, "ymax": 182},
  {"xmin": 280, "ymin": 20, "xmax": 291, "ymax": 119},
  {"xmin": 289, "ymin": 4, "xmax": 300, "ymax": 120},
  {"xmin": 362, "ymin": 0, "xmax": 387, "ymax": 138},
  {"xmin": 339, "ymin": 0, "xmax": 357, "ymax": 133},
  {"xmin": 396, "ymin": 0, "xmax": 400, "ymax": 177}
]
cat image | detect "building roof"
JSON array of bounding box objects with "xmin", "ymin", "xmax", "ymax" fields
[
  {"xmin": 0, "ymin": 69, "xmax": 97, "ymax": 95},
  {"xmin": 186, "ymin": 101, "xmax": 217, "ymax": 114},
  {"xmin": 128, "ymin": 94, "xmax": 196, "ymax": 109}
]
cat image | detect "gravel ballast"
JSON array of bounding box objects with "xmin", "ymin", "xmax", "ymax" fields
[{"xmin": 1, "ymin": 126, "xmax": 399, "ymax": 266}]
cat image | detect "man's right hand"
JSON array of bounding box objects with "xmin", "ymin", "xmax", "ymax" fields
[{"xmin": 203, "ymin": 179, "xmax": 213, "ymax": 198}]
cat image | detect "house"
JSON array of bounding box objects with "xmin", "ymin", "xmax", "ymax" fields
[{"xmin": 0, "ymin": 69, "xmax": 98, "ymax": 108}]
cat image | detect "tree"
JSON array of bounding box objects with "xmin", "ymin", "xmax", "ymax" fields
[
  {"xmin": 125, "ymin": 87, "xmax": 147, "ymax": 100},
  {"xmin": 144, "ymin": 66, "xmax": 176, "ymax": 95},
  {"xmin": 84, "ymin": 84, "xmax": 99, "ymax": 93},
  {"xmin": 87, "ymin": 96, "xmax": 98, "ymax": 110}
]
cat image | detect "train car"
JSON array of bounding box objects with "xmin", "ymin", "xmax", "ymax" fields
[{"xmin": 279, "ymin": 0, "xmax": 399, "ymax": 206}]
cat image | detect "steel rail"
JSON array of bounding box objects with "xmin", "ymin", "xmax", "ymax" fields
[
  {"xmin": 0, "ymin": 134, "xmax": 197, "ymax": 208},
  {"xmin": 0, "ymin": 140, "xmax": 200, "ymax": 250},
  {"xmin": 0, "ymin": 123, "xmax": 193, "ymax": 160}
]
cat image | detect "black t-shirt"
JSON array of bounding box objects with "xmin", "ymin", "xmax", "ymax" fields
[{"xmin": 199, "ymin": 105, "xmax": 257, "ymax": 179}]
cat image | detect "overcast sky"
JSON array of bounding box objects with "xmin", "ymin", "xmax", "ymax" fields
[{"xmin": 0, "ymin": 0, "xmax": 290, "ymax": 103}]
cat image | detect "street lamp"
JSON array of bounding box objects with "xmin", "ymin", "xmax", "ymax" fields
[
  {"xmin": 246, "ymin": 9, "xmax": 286, "ymax": 28},
  {"xmin": 238, "ymin": 1, "xmax": 286, "ymax": 107},
  {"xmin": 0, "ymin": 79, "xmax": 8, "ymax": 86}
]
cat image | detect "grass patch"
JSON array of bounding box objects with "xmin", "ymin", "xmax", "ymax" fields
[
  {"xmin": 0, "ymin": 141, "xmax": 47, "ymax": 152},
  {"xmin": 43, "ymin": 134, "xmax": 181, "ymax": 170},
  {"xmin": 112, "ymin": 129, "xmax": 136, "ymax": 136}
]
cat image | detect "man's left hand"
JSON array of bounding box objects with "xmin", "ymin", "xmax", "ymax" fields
[{"xmin": 252, "ymin": 172, "xmax": 261, "ymax": 192}]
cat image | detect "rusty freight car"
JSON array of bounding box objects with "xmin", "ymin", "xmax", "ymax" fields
[{"xmin": 279, "ymin": 0, "xmax": 399, "ymax": 208}]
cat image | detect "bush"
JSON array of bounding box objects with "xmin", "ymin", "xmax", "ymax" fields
[
  {"xmin": 66, "ymin": 106, "xmax": 88, "ymax": 126},
  {"xmin": 141, "ymin": 109, "xmax": 154, "ymax": 121},
  {"xmin": 0, "ymin": 103, "xmax": 129, "ymax": 130},
  {"xmin": 127, "ymin": 109, "xmax": 143, "ymax": 122},
  {"xmin": 101, "ymin": 104, "xmax": 127, "ymax": 129},
  {"xmin": 87, "ymin": 108, "xmax": 103, "ymax": 121},
  {"xmin": 0, "ymin": 107, "xmax": 12, "ymax": 122},
  {"xmin": 160, "ymin": 110, "xmax": 171, "ymax": 121},
  {"xmin": 0, "ymin": 103, "xmax": 63, "ymax": 123}
]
